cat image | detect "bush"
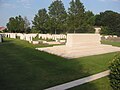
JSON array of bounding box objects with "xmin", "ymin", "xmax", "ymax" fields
[{"xmin": 109, "ymin": 53, "xmax": 120, "ymax": 90}]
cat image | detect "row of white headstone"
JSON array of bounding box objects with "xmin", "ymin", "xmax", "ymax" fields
[
  {"xmin": 38, "ymin": 34, "xmax": 66, "ymax": 40},
  {"xmin": 3, "ymin": 33, "xmax": 67, "ymax": 43},
  {"xmin": 1, "ymin": 33, "xmax": 117, "ymax": 44}
]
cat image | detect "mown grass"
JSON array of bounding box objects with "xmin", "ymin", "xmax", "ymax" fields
[
  {"xmin": 0, "ymin": 38, "xmax": 119, "ymax": 90},
  {"xmin": 101, "ymin": 40, "xmax": 120, "ymax": 47}
]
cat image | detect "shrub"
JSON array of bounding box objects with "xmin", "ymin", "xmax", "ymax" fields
[{"xmin": 109, "ymin": 53, "xmax": 120, "ymax": 90}]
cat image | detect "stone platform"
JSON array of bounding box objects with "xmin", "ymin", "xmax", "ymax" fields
[
  {"xmin": 36, "ymin": 34, "xmax": 120, "ymax": 59},
  {"xmin": 36, "ymin": 45, "xmax": 120, "ymax": 59}
]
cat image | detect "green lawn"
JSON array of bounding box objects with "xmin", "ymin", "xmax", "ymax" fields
[
  {"xmin": 101, "ymin": 40, "xmax": 120, "ymax": 47},
  {"xmin": 0, "ymin": 38, "xmax": 119, "ymax": 90}
]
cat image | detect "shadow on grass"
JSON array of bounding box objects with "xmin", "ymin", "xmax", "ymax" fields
[{"xmin": 0, "ymin": 38, "xmax": 111, "ymax": 90}]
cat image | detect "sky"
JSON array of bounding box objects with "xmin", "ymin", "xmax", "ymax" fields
[{"xmin": 0, "ymin": 0, "xmax": 120, "ymax": 27}]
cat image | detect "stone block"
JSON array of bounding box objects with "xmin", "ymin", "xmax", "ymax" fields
[{"xmin": 66, "ymin": 34, "xmax": 101, "ymax": 47}]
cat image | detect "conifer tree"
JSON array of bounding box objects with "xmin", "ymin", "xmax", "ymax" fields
[
  {"xmin": 48, "ymin": 0, "xmax": 67, "ymax": 34},
  {"xmin": 32, "ymin": 8, "xmax": 49, "ymax": 33},
  {"xmin": 68, "ymin": 0, "xmax": 85, "ymax": 33}
]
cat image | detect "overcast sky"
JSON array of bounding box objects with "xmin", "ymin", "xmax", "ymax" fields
[{"xmin": 0, "ymin": 0, "xmax": 120, "ymax": 27}]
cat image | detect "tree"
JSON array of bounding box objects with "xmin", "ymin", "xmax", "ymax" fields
[
  {"xmin": 32, "ymin": 8, "xmax": 49, "ymax": 33},
  {"xmin": 67, "ymin": 0, "xmax": 95, "ymax": 33},
  {"xmin": 68, "ymin": 0, "xmax": 85, "ymax": 33},
  {"xmin": 18, "ymin": 15, "xmax": 25, "ymax": 33},
  {"xmin": 7, "ymin": 17, "xmax": 16, "ymax": 33},
  {"xmin": 7, "ymin": 15, "xmax": 30, "ymax": 33},
  {"xmin": 24, "ymin": 16, "xmax": 31, "ymax": 33},
  {"xmin": 95, "ymin": 10, "xmax": 120, "ymax": 36},
  {"xmin": 85, "ymin": 11, "xmax": 95, "ymax": 26},
  {"xmin": 109, "ymin": 54, "xmax": 120, "ymax": 90},
  {"xmin": 48, "ymin": 0, "xmax": 67, "ymax": 34}
]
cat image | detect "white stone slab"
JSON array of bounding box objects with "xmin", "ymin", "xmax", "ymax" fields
[
  {"xmin": 66, "ymin": 34, "xmax": 101, "ymax": 47},
  {"xmin": 10, "ymin": 33, "xmax": 16, "ymax": 38},
  {"xmin": 32, "ymin": 41, "xmax": 39, "ymax": 44},
  {"xmin": 0, "ymin": 34, "xmax": 2, "ymax": 42}
]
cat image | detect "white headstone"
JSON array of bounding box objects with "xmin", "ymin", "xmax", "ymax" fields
[{"xmin": 0, "ymin": 34, "xmax": 2, "ymax": 42}]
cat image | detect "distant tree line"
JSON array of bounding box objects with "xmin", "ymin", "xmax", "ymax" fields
[
  {"xmin": 6, "ymin": 0, "xmax": 120, "ymax": 36},
  {"xmin": 95, "ymin": 11, "xmax": 120, "ymax": 36}
]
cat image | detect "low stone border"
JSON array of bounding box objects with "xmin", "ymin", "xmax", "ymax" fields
[{"xmin": 45, "ymin": 70, "xmax": 110, "ymax": 90}]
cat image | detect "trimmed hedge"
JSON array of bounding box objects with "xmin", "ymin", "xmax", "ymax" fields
[{"xmin": 109, "ymin": 53, "xmax": 120, "ymax": 90}]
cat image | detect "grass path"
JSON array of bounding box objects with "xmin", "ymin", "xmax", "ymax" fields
[{"xmin": 0, "ymin": 38, "xmax": 119, "ymax": 90}]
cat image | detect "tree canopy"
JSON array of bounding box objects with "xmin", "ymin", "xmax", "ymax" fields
[
  {"xmin": 95, "ymin": 10, "xmax": 120, "ymax": 36},
  {"xmin": 7, "ymin": 15, "xmax": 30, "ymax": 33},
  {"xmin": 32, "ymin": 8, "xmax": 49, "ymax": 33},
  {"xmin": 48, "ymin": 0, "xmax": 67, "ymax": 34},
  {"xmin": 67, "ymin": 0, "xmax": 94, "ymax": 33}
]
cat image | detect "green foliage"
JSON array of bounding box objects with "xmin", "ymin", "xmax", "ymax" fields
[
  {"xmin": 31, "ymin": 27, "xmax": 40, "ymax": 33},
  {"xmin": 32, "ymin": 8, "xmax": 49, "ymax": 34},
  {"xmin": 100, "ymin": 26, "xmax": 109, "ymax": 35},
  {"xmin": 85, "ymin": 11, "xmax": 95, "ymax": 26},
  {"xmin": 109, "ymin": 53, "xmax": 120, "ymax": 90},
  {"xmin": 48, "ymin": 0, "xmax": 67, "ymax": 34},
  {"xmin": 68, "ymin": 0, "xmax": 85, "ymax": 33},
  {"xmin": 7, "ymin": 15, "xmax": 30, "ymax": 33},
  {"xmin": 24, "ymin": 16, "xmax": 31, "ymax": 33},
  {"xmin": 67, "ymin": 0, "xmax": 94, "ymax": 33},
  {"xmin": 95, "ymin": 10, "xmax": 120, "ymax": 36}
]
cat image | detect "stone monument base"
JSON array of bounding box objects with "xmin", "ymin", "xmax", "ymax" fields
[
  {"xmin": 36, "ymin": 45, "xmax": 120, "ymax": 59},
  {"xmin": 36, "ymin": 34, "xmax": 120, "ymax": 59}
]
